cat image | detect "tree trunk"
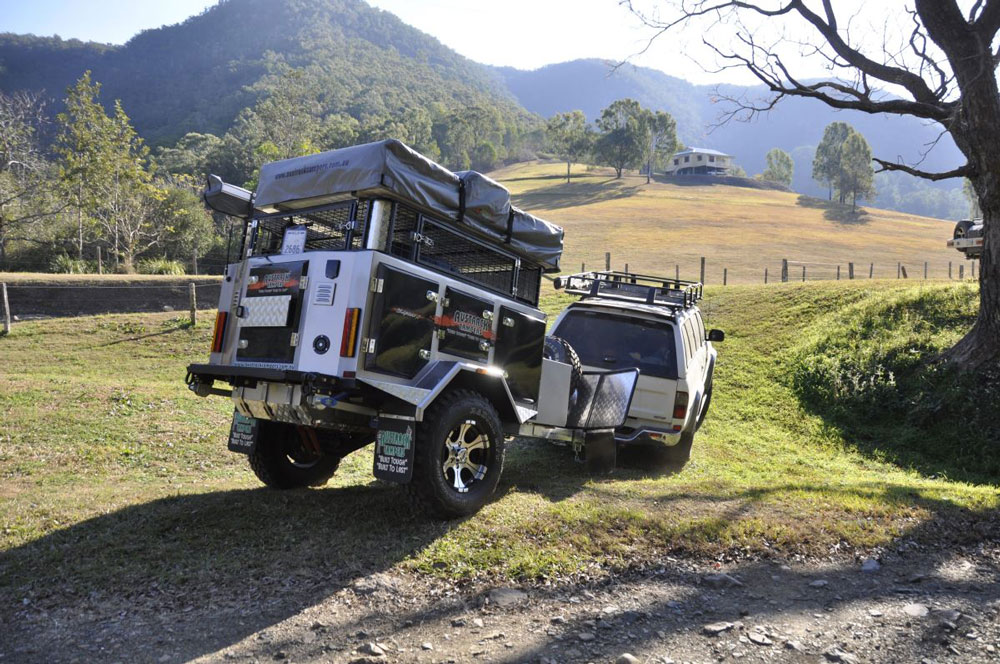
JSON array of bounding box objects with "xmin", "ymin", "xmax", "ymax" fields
[
  {"xmin": 943, "ymin": 201, "xmax": 1000, "ymax": 368},
  {"xmin": 566, "ymin": 160, "xmax": 571, "ymax": 183},
  {"xmin": 646, "ymin": 158, "xmax": 651, "ymax": 184},
  {"xmin": 77, "ymin": 183, "xmax": 84, "ymax": 261}
]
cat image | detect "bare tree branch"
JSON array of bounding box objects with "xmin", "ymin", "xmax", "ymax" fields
[{"xmin": 872, "ymin": 158, "xmax": 973, "ymax": 180}]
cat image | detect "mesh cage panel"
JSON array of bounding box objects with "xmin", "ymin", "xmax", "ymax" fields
[
  {"xmin": 351, "ymin": 199, "xmax": 370, "ymax": 250},
  {"xmin": 254, "ymin": 202, "xmax": 356, "ymax": 255},
  {"xmin": 419, "ymin": 219, "xmax": 515, "ymax": 294},
  {"xmin": 516, "ymin": 265, "xmax": 541, "ymax": 305},
  {"xmin": 389, "ymin": 205, "xmax": 419, "ymax": 259}
]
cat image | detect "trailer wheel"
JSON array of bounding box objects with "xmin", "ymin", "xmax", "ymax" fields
[
  {"xmin": 248, "ymin": 420, "xmax": 341, "ymax": 489},
  {"xmin": 408, "ymin": 389, "xmax": 505, "ymax": 519}
]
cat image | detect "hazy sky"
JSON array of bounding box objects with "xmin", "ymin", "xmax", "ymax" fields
[{"xmin": 0, "ymin": 0, "xmax": 909, "ymax": 86}]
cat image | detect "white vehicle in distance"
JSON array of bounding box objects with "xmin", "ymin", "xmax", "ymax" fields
[{"xmin": 550, "ymin": 271, "xmax": 723, "ymax": 469}]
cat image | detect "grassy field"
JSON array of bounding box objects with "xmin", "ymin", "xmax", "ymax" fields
[
  {"xmin": 493, "ymin": 162, "xmax": 962, "ymax": 284},
  {"xmin": 1, "ymin": 281, "xmax": 997, "ymax": 602}
]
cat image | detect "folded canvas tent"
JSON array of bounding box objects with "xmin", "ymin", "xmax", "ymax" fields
[{"xmin": 253, "ymin": 139, "xmax": 564, "ymax": 271}]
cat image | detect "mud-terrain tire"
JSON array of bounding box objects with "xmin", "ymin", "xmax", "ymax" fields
[
  {"xmin": 407, "ymin": 389, "xmax": 505, "ymax": 519},
  {"xmin": 543, "ymin": 336, "xmax": 591, "ymax": 418},
  {"xmin": 661, "ymin": 430, "xmax": 694, "ymax": 471},
  {"xmin": 696, "ymin": 383, "xmax": 713, "ymax": 432},
  {"xmin": 248, "ymin": 420, "xmax": 341, "ymax": 489},
  {"xmin": 954, "ymin": 219, "xmax": 976, "ymax": 239}
]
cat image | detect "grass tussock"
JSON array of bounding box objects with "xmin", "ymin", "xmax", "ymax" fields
[{"xmin": 790, "ymin": 282, "xmax": 1000, "ymax": 480}]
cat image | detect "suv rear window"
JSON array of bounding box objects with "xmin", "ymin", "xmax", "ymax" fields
[{"xmin": 553, "ymin": 309, "xmax": 678, "ymax": 379}]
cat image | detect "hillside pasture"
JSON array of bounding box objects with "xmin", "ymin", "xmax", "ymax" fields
[{"xmin": 494, "ymin": 162, "xmax": 962, "ymax": 284}]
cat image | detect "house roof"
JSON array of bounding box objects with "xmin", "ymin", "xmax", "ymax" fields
[{"xmin": 673, "ymin": 147, "xmax": 731, "ymax": 157}]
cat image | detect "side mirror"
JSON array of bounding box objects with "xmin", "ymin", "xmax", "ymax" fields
[{"xmin": 707, "ymin": 329, "xmax": 725, "ymax": 342}]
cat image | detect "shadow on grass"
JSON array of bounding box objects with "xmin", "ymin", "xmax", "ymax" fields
[
  {"xmin": 512, "ymin": 179, "xmax": 642, "ymax": 211},
  {"xmin": 797, "ymin": 194, "xmax": 871, "ymax": 224}
]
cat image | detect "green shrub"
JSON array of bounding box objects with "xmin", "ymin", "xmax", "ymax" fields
[
  {"xmin": 136, "ymin": 258, "xmax": 186, "ymax": 275},
  {"xmin": 789, "ymin": 284, "xmax": 999, "ymax": 479},
  {"xmin": 49, "ymin": 255, "xmax": 94, "ymax": 274}
]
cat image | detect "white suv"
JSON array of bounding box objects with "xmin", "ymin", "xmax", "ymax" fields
[{"xmin": 550, "ymin": 272, "xmax": 723, "ymax": 468}]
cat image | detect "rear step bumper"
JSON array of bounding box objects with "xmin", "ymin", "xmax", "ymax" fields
[
  {"xmin": 186, "ymin": 363, "xmax": 356, "ymax": 392},
  {"xmin": 615, "ymin": 426, "xmax": 682, "ymax": 445}
]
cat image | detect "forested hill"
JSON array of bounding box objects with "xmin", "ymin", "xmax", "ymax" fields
[
  {"xmin": 0, "ymin": 0, "xmax": 523, "ymax": 145},
  {"xmin": 496, "ymin": 59, "xmax": 969, "ymax": 219}
]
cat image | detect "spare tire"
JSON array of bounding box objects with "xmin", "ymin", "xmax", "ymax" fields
[
  {"xmin": 954, "ymin": 219, "xmax": 976, "ymax": 239},
  {"xmin": 543, "ymin": 336, "xmax": 590, "ymax": 420}
]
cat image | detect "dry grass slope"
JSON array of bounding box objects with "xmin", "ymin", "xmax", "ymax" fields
[{"xmin": 493, "ymin": 162, "xmax": 961, "ymax": 284}]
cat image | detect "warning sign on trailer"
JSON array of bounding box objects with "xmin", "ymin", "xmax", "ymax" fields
[{"xmin": 373, "ymin": 418, "xmax": 415, "ymax": 483}]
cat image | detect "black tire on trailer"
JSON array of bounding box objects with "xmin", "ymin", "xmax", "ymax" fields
[
  {"xmin": 247, "ymin": 420, "xmax": 341, "ymax": 489},
  {"xmin": 543, "ymin": 336, "xmax": 590, "ymax": 415},
  {"xmin": 407, "ymin": 389, "xmax": 505, "ymax": 519}
]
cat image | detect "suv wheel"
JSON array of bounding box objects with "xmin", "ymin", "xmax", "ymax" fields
[
  {"xmin": 660, "ymin": 430, "xmax": 694, "ymax": 471},
  {"xmin": 248, "ymin": 420, "xmax": 341, "ymax": 489},
  {"xmin": 408, "ymin": 389, "xmax": 505, "ymax": 519}
]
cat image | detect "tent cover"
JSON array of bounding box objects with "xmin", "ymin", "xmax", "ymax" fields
[{"xmin": 255, "ymin": 139, "xmax": 563, "ymax": 271}]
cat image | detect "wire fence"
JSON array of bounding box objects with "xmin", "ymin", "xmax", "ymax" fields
[{"xmin": 571, "ymin": 252, "xmax": 980, "ymax": 286}]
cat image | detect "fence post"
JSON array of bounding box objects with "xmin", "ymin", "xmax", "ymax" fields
[
  {"xmin": 802, "ymin": 265, "xmax": 806, "ymax": 282},
  {"xmin": 959, "ymin": 264, "xmax": 965, "ymax": 280},
  {"xmin": 924, "ymin": 261, "xmax": 928, "ymax": 280},
  {"xmin": 901, "ymin": 265, "xmax": 908, "ymax": 279},
  {"xmin": 723, "ymin": 267, "xmax": 728, "ymax": 286},
  {"xmin": 949, "ymin": 261, "xmax": 953, "ymax": 279},
  {"xmin": 97, "ymin": 246, "xmax": 103, "ymax": 275},
  {"xmin": 189, "ymin": 283, "xmax": 197, "ymax": 326},
  {"xmin": 781, "ymin": 258, "xmax": 788, "ymax": 283},
  {"xmin": 675, "ymin": 264, "xmax": 680, "ymax": 285},
  {"xmin": 869, "ymin": 263, "xmax": 874, "ymax": 279},
  {"xmin": 1, "ymin": 282, "xmax": 10, "ymax": 336},
  {"xmin": 581, "ymin": 262, "xmax": 585, "ymax": 272},
  {"xmin": 849, "ymin": 262, "xmax": 855, "ymax": 280},
  {"xmin": 605, "ymin": 252, "xmax": 611, "ymax": 271},
  {"xmin": 764, "ymin": 268, "xmax": 768, "ymax": 284},
  {"xmin": 972, "ymin": 259, "xmax": 976, "ymax": 279},
  {"xmin": 837, "ymin": 265, "xmax": 841, "ymax": 280},
  {"xmin": 192, "ymin": 249, "xmax": 199, "ymax": 276},
  {"xmin": 624, "ymin": 262, "xmax": 629, "ymax": 274},
  {"xmin": 700, "ymin": 257, "xmax": 706, "ymax": 285},
  {"xmin": 897, "ymin": 262, "xmax": 901, "ymax": 279}
]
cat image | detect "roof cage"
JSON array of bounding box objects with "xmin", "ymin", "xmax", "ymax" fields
[{"xmin": 554, "ymin": 270, "xmax": 703, "ymax": 309}]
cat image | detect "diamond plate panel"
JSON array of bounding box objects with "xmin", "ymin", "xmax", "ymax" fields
[{"xmin": 241, "ymin": 295, "xmax": 291, "ymax": 327}]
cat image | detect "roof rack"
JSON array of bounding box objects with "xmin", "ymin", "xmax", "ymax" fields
[{"xmin": 554, "ymin": 270, "xmax": 703, "ymax": 309}]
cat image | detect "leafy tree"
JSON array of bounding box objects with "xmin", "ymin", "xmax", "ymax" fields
[
  {"xmin": 641, "ymin": 110, "xmax": 677, "ymax": 184},
  {"xmin": 546, "ymin": 110, "xmax": 593, "ymax": 182},
  {"xmin": 812, "ymin": 122, "xmax": 852, "ymax": 201},
  {"xmin": 154, "ymin": 180, "xmax": 217, "ymax": 271},
  {"xmin": 762, "ymin": 148, "xmax": 794, "ymax": 187},
  {"xmin": 0, "ymin": 90, "xmax": 61, "ymax": 269},
  {"xmin": 156, "ymin": 132, "xmax": 223, "ymax": 177},
  {"xmin": 836, "ymin": 130, "xmax": 875, "ymax": 211},
  {"xmin": 55, "ymin": 71, "xmax": 115, "ymax": 261},
  {"xmin": 594, "ymin": 98, "xmax": 647, "ymax": 178}
]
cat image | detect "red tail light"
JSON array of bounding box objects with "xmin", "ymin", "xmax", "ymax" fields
[
  {"xmin": 672, "ymin": 391, "xmax": 689, "ymax": 420},
  {"xmin": 340, "ymin": 308, "xmax": 361, "ymax": 357},
  {"xmin": 210, "ymin": 312, "xmax": 228, "ymax": 353}
]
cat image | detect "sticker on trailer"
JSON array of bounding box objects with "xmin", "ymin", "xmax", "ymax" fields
[
  {"xmin": 228, "ymin": 411, "xmax": 259, "ymax": 454},
  {"xmin": 373, "ymin": 418, "xmax": 415, "ymax": 483},
  {"xmin": 281, "ymin": 226, "xmax": 307, "ymax": 254}
]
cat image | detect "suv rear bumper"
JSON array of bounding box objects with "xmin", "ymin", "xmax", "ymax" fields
[{"xmin": 614, "ymin": 426, "xmax": 683, "ymax": 446}]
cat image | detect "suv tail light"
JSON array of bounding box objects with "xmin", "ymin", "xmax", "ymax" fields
[
  {"xmin": 340, "ymin": 308, "xmax": 361, "ymax": 357},
  {"xmin": 672, "ymin": 391, "xmax": 689, "ymax": 420},
  {"xmin": 210, "ymin": 312, "xmax": 228, "ymax": 353}
]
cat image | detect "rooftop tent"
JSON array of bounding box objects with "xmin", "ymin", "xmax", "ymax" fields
[{"xmin": 253, "ymin": 139, "xmax": 563, "ymax": 271}]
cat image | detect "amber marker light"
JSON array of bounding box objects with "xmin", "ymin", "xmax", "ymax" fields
[
  {"xmin": 340, "ymin": 308, "xmax": 361, "ymax": 357},
  {"xmin": 211, "ymin": 311, "xmax": 228, "ymax": 353}
]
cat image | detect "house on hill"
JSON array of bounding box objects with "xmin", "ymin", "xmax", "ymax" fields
[{"xmin": 665, "ymin": 148, "xmax": 733, "ymax": 176}]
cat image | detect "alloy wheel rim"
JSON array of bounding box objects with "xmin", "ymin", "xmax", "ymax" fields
[{"xmin": 441, "ymin": 419, "xmax": 489, "ymax": 493}]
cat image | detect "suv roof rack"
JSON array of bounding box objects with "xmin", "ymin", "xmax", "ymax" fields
[{"xmin": 554, "ymin": 270, "xmax": 703, "ymax": 309}]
